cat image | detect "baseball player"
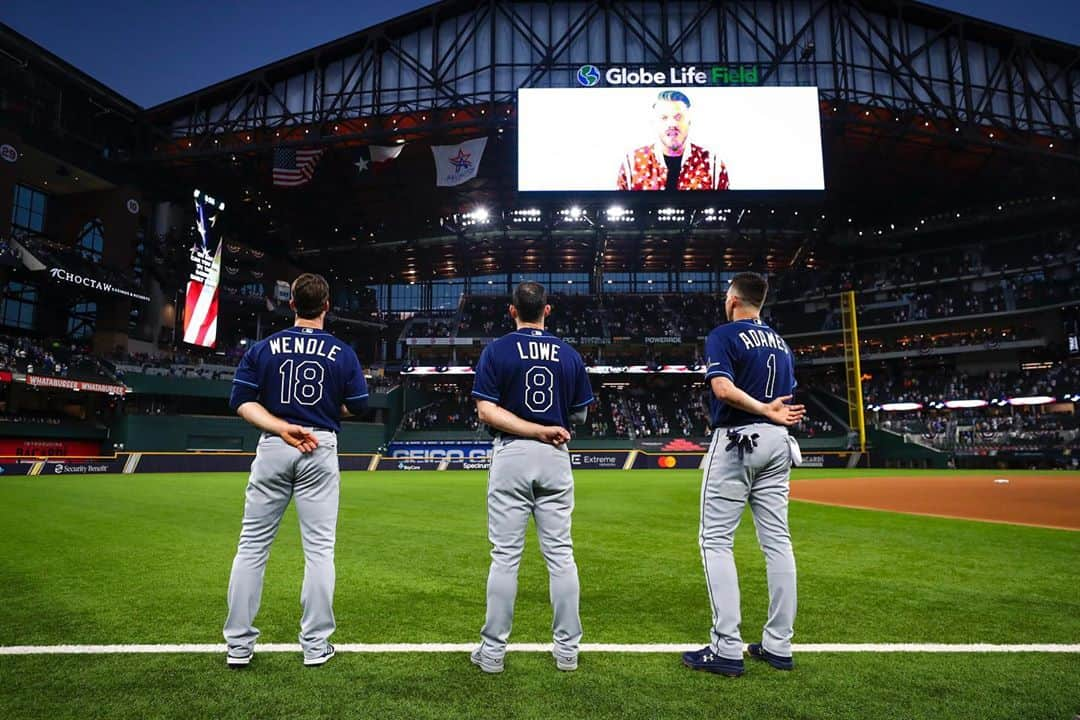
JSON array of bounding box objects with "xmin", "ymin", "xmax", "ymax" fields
[
  {"xmin": 469, "ymin": 281, "xmax": 594, "ymax": 674},
  {"xmin": 223, "ymin": 273, "xmax": 368, "ymax": 668},
  {"xmin": 682, "ymin": 272, "xmax": 805, "ymax": 677}
]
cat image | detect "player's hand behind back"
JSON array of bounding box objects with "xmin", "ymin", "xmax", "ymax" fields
[
  {"xmin": 280, "ymin": 424, "xmax": 320, "ymax": 453},
  {"xmin": 763, "ymin": 396, "xmax": 806, "ymax": 427},
  {"xmin": 534, "ymin": 425, "xmax": 571, "ymax": 446}
]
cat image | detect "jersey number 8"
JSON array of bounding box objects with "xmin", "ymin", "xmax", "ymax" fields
[
  {"xmin": 279, "ymin": 359, "xmax": 326, "ymax": 406},
  {"xmin": 524, "ymin": 366, "xmax": 554, "ymax": 413}
]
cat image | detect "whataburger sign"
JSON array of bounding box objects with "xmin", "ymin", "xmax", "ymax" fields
[
  {"xmin": 49, "ymin": 268, "xmax": 150, "ymax": 303},
  {"xmin": 27, "ymin": 374, "xmax": 127, "ymax": 395}
]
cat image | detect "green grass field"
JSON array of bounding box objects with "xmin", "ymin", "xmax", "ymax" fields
[{"xmin": 1, "ymin": 468, "xmax": 1078, "ymax": 719}]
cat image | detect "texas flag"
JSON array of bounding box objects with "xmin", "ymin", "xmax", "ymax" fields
[
  {"xmin": 431, "ymin": 137, "xmax": 487, "ymax": 187},
  {"xmin": 352, "ymin": 144, "xmax": 403, "ymax": 177}
]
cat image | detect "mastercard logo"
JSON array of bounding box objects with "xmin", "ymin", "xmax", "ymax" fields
[{"xmin": 658, "ymin": 456, "xmax": 678, "ymax": 468}]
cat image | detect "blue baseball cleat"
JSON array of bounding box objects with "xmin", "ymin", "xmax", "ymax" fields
[
  {"xmin": 681, "ymin": 646, "xmax": 745, "ymax": 676},
  {"xmin": 747, "ymin": 643, "xmax": 794, "ymax": 670}
]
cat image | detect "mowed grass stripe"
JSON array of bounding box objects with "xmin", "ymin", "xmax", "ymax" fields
[
  {"xmin": 0, "ymin": 470, "xmax": 1077, "ymax": 647},
  {"xmin": 2, "ymin": 642, "xmax": 1080, "ymax": 655},
  {"xmin": 1, "ymin": 653, "xmax": 1078, "ymax": 720}
]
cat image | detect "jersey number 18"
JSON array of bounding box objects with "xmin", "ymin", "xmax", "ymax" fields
[{"xmin": 279, "ymin": 359, "xmax": 326, "ymax": 406}]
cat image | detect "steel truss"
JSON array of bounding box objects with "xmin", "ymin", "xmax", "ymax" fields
[{"xmin": 147, "ymin": 0, "xmax": 1079, "ymax": 155}]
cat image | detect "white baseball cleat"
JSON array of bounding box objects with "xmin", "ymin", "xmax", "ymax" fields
[
  {"xmin": 470, "ymin": 646, "xmax": 504, "ymax": 674},
  {"xmin": 226, "ymin": 651, "xmax": 252, "ymax": 668},
  {"xmin": 553, "ymin": 651, "xmax": 578, "ymax": 672},
  {"xmin": 304, "ymin": 644, "xmax": 336, "ymax": 667}
]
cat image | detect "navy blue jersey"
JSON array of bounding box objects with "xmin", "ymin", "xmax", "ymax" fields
[
  {"xmin": 471, "ymin": 328, "xmax": 594, "ymax": 430},
  {"xmin": 229, "ymin": 327, "xmax": 368, "ymax": 432},
  {"xmin": 704, "ymin": 318, "xmax": 796, "ymax": 428}
]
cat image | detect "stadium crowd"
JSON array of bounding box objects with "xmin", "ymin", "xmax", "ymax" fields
[
  {"xmin": 399, "ymin": 381, "xmax": 842, "ymax": 441},
  {"xmin": 0, "ymin": 334, "xmax": 117, "ymax": 382},
  {"xmin": 861, "ymin": 363, "xmax": 1080, "ymax": 405}
]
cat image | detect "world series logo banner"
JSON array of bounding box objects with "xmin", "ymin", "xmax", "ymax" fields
[{"xmin": 183, "ymin": 190, "xmax": 224, "ymax": 348}]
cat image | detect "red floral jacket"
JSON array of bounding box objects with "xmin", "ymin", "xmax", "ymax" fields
[{"xmin": 616, "ymin": 143, "xmax": 729, "ymax": 191}]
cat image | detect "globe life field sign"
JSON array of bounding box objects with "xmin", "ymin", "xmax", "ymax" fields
[{"xmin": 577, "ymin": 64, "xmax": 760, "ymax": 87}]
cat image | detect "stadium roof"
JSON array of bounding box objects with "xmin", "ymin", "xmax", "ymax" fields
[{"xmin": 145, "ymin": 0, "xmax": 1080, "ymax": 119}]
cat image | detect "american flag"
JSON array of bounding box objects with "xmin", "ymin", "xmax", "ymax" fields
[
  {"xmin": 182, "ymin": 241, "xmax": 221, "ymax": 348},
  {"xmin": 184, "ymin": 193, "xmax": 224, "ymax": 348},
  {"xmin": 272, "ymin": 146, "xmax": 324, "ymax": 187}
]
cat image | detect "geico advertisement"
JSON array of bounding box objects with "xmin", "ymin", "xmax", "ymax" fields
[{"xmin": 387, "ymin": 442, "xmax": 493, "ymax": 464}]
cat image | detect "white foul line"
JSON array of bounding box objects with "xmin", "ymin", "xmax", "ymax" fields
[{"xmin": 0, "ymin": 643, "xmax": 1078, "ymax": 656}]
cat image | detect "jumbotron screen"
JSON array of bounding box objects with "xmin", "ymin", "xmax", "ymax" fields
[{"xmin": 518, "ymin": 86, "xmax": 825, "ymax": 192}]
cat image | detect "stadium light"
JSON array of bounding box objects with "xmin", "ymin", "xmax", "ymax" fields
[
  {"xmin": 1007, "ymin": 396, "xmax": 1055, "ymax": 406},
  {"xmin": 944, "ymin": 399, "xmax": 988, "ymax": 409},
  {"xmin": 880, "ymin": 402, "xmax": 923, "ymax": 412}
]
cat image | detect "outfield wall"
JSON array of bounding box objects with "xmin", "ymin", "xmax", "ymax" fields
[
  {"xmin": 113, "ymin": 416, "xmax": 386, "ymax": 452},
  {"xmin": 0, "ymin": 448, "xmax": 866, "ymax": 475}
]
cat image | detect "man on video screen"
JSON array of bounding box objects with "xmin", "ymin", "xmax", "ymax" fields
[{"xmin": 617, "ymin": 90, "xmax": 729, "ymax": 191}]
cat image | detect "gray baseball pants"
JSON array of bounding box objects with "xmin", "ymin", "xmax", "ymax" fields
[
  {"xmin": 224, "ymin": 430, "xmax": 340, "ymax": 660},
  {"xmin": 478, "ymin": 436, "xmax": 582, "ymax": 662},
  {"xmin": 700, "ymin": 423, "xmax": 797, "ymax": 659}
]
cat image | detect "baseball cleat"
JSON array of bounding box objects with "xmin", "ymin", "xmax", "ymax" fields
[
  {"xmin": 746, "ymin": 643, "xmax": 794, "ymax": 670},
  {"xmin": 226, "ymin": 651, "xmax": 252, "ymax": 668},
  {"xmin": 552, "ymin": 651, "xmax": 578, "ymax": 672},
  {"xmin": 470, "ymin": 646, "xmax": 504, "ymax": 674},
  {"xmin": 303, "ymin": 644, "xmax": 336, "ymax": 667},
  {"xmin": 681, "ymin": 647, "xmax": 745, "ymax": 677}
]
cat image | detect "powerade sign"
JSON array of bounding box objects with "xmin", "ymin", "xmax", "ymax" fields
[{"xmin": 577, "ymin": 64, "xmax": 759, "ymax": 87}]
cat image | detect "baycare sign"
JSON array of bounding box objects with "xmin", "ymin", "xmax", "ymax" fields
[{"xmin": 577, "ymin": 64, "xmax": 759, "ymax": 87}]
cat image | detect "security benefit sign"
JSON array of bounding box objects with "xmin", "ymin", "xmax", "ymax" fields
[{"xmin": 184, "ymin": 189, "xmax": 224, "ymax": 348}]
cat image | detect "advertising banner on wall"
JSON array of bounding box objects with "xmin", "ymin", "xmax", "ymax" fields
[
  {"xmin": 0, "ymin": 439, "xmax": 102, "ymax": 457},
  {"xmin": 48, "ymin": 267, "xmax": 151, "ymax": 303},
  {"xmin": 26, "ymin": 375, "xmax": 127, "ymax": 395}
]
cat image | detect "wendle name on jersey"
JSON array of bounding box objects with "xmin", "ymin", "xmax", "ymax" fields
[
  {"xmin": 267, "ymin": 335, "xmax": 342, "ymax": 361},
  {"xmin": 515, "ymin": 340, "xmax": 561, "ymax": 362}
]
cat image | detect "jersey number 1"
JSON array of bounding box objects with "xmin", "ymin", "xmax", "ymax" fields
[
  {"xmin": 765, "ymin": 353, "xmax": 777, "ymax": 399},
  {"xmin": 279, "ymin": 359, "xmax": 325, "ymax": 406}
]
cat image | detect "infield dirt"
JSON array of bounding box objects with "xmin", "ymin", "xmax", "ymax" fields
[{"xmin": 791, "ymin": 473, "xmax": 1080, "ymax": 530}]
